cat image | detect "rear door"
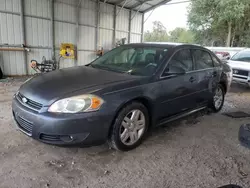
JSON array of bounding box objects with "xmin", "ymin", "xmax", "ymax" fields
[{"xmin": 191, "ymin": 49, "xmax": 220, "ymax": 104}]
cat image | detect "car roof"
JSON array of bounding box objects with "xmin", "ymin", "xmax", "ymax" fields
[{"xmin": 125, "ymin": 42, "xmax": 203, "ymax": 49}]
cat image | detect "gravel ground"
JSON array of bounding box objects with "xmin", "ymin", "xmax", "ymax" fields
[{"xmin": 0, "ymin": 78, "xmax": 250, "ymax": 188}]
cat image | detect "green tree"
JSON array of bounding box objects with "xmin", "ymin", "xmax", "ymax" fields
[
  {"xmin": 188, "ymin": 0, "xmax": 250, "ymax": 47},
  {"xmin": 169, "ymin": 27, "xmax": 194, "ymax": 43},
  {"xmin": 144, "ymin": 22, "xmax": 194, "ymax": 43},
  {"xmin": 144, "ymin": 21, "xmax": 169, "ymax": 42}
]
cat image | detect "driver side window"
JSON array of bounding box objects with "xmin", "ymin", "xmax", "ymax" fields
[{"xmin": 163, "ymin": 49, "xmax": 193, "ymax": 76}]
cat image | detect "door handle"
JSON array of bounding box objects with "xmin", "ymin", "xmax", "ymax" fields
[{"xmin": 189, "ymin": 77, "xmax": 196, "ymax": 83}]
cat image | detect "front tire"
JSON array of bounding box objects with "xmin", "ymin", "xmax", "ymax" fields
[
  {"xmin": 108, "ymin": 102, "xmax": 149, "ymax": 151},
  {"xmin": 210, "ymin": 84, "xmax": 225, "ymax": 112}
]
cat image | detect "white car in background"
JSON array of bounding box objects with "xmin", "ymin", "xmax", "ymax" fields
[{"xmin": 227, "ymin": 49, "xmax": 250, "ymax": 87}]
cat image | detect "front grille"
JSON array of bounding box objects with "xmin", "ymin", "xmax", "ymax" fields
[
  {"xmin": 233, "ymin": 75, "xmax": 248, "ymax": 80},
  {"xmin": 233, "ymin": 69, "xmax": 249, "ymax": 76},
  {"xmin": 15, "ymin": 114, "xmax": 33, "ymax": 135},
  {"xmin": 16, "ymin": 92, "xmax": 43, "ymax": 111},
  {"xmin": 40, "ymin": 134, "xmax": 61, "ymax": 141}
]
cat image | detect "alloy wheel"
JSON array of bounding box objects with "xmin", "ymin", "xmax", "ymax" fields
[
  {"xmin": 119, "ymin": 109, "xmax": 146, "ymax": 146},
  {"xmin": 214, "ymin": 87, "xmax": 223, "ymax": 110}
]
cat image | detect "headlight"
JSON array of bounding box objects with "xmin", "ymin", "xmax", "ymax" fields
[{"xmin": 48, "ymin": 94, "xmax": 104, "ymax": 113}]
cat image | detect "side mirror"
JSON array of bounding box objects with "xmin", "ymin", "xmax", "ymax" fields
[{"xmin": 164, "ymin": 66, "xmax": 186, "ymax": 76}]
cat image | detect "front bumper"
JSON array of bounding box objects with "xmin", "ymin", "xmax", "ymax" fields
[
  {"xmin": 232, "ymin": 76, "xmax": 250, "ymax": 86},
  {"xmin": 12, "ymin": 96, "xmax": 113, "ymax": 146},
  {"xmin": 232, "ymin": 69, "xmax": 250, "ymax": 87}
]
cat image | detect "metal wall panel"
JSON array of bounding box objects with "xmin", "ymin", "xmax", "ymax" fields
[
  {"xmin": 0, "ymin": 51, "xmax": 25, "ymax": 75},
  {"xmin": 54, "ymin": 1, "xmax": 77, "ymax": 23},
  {"xmin": 78, "ymin": 51, "xmax": 96, "ymax": 66},
  {"xmin": 100, "ymin": 2, "xmax": 114, "ymax": 29},
  {"xmin": 131, "ymin": 12, "xmax": 142, "ymax": 33},
  {"xmin": 56, "ymin": 0, "xmax": 78, "ymax": 6},
  {"xmin": 116, "ymin": 31, "xmax": 128, "ymax": 43},
  {"xmin": 79, "ymin": 8, "xmax": 96, "ymax": 26},
  {"xmin": 24, "ymin": 0, "xmax": 50, "ymax": 18},
  {"xmin": 54, "ymin": 22, "xmax": 76, "ymax": 68},
  {"xmin": 0, "ymin": 0, "xmax": 143, "ymax": 75},
  {"xmin": 27, "ymin": 49, "xmax": 50, "ymax": 74},
  {"xmin": 116, "ymin": 8, "xmax": 129, "ymax": 31},
  {"xmin": 0, "ymin": 0, "xmax": 20, "ymax": 12},
  {"xmin": 25, "ymin": 17, "xmax": 51, "ymax": 47},
  {"xmin": 0, "ymin": 11, "xmax": 24, "ymax": 75},
  {"xmin": 81, "ymin": 0, "xmax": 96, "ymax": 10},
  {"xmin": 79, "ymin": 26, "xmax": 96, "ymax": 50},
  {"xmin": 0, "ymin": 13, "xmax": 22, "ymax": 44},
  {"xmin": 54, "ymin": 22, "xmax": 76, "ymax": 47},
  {"xmin": 130, "ymin": 33, "xmax": 141, "ymax": 43},
  {"xmin": 99, "ymin": 28, "xmax": 113, "ymax": 50}
]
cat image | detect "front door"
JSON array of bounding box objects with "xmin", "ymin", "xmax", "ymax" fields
[{"xmin": 155, "ymin": 49, "xmax": 199, "ymax": 120}]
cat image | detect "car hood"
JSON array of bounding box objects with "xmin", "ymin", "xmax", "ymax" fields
[
  {"xmin": 227, "ymin": 60, "xmax": 250, "ymax": 71},
  {"xmin": 19, "ymin": 66, "xmax": 137, "ymax": 105}
]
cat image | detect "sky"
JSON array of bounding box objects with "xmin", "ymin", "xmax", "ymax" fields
[{"xmin": 144, "ymin": 0, "xmax": 190, "ymax": 32}]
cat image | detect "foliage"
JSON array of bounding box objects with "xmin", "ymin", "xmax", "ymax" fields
[
  {"xmin": 144, "ymin": 21, "xmax": 169, "ymax": 42},
  {"xmin": 188, "ymin": 0, "xmax": 250, "ymax": 47},
  {"xmin": 144, "ymin": 22, "xmax": 194, "ymax": 44}
]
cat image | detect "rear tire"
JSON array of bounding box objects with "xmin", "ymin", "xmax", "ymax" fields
[
  {"xmin": 0, "ymin": 67, "xmax": 3, "ymax": 79},
  {"xmin": 209, "ymin": 84, "xmax": 225, "ymax": 112},
  {"xmin": 108, "ymin": 102, "xmax": 149, "ymax": 151}
]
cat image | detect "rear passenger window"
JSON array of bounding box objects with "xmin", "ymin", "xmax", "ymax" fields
[
  {"xmin": 193, "ymin": 50, "xmax": 214, "ymax": 70},
  {"xmin": 212, "ymin": 56, "xmax": 221, "ymax": 67},
  {"xmin": 166, "ymin": 49, "xmax": 193, "ymax": 72}
]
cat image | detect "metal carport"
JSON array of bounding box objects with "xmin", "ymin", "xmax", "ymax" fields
[{"xmin": 0, "ymin": 0, "xmax": 171, "ymax": 76}]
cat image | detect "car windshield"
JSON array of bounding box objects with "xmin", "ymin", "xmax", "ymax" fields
[
  {"xmin": 90, "ymin": 46, "xmax": 169, "ymax": 76},
  {"xmin": 231, "ymin": 50, "xmax": 250, "ymax": 62}
]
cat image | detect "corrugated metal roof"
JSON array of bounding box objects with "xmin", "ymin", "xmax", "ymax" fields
[
  {"xmin": 54, "ymin": 0, "xmax": 171, "ymax": 13},
  {"xmin": 102, "ymin": 0, "xmax": 172, "ymax": 12}
]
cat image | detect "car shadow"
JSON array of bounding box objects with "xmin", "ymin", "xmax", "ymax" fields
[{"xmin": 229, "ymin": 83, "xmax": 249, "ymax": 94}]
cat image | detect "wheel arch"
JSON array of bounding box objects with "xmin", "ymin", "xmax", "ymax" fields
[{"xmin": 108, "ymin": 96, "xmax": 154, "ymax": 138}]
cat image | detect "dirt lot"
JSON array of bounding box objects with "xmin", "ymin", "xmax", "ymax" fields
[{"xmin": 0, "ymin": 78, "xmax": 250, "ymax": 188}]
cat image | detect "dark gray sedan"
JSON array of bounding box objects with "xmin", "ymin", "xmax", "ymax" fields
[{"xmin": 12, "ymin": 43, "xmax": 232, "ymax": 151}]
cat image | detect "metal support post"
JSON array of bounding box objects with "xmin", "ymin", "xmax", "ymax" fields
[
  {"xmin": 50, "ymin": 0, "xmax": 55, "ymax": 60},
  {"xmin": 113, "ymin": 5, "xmax": 117, "ymax": 47},
  {"xmin": 20, "ymin": 0, "xmax": 28, "ymax": 75}
]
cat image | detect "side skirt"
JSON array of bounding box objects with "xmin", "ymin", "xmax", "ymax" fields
[{"xmin": 156, "ymin": 106, "xmax": 207, "ymax": 126}]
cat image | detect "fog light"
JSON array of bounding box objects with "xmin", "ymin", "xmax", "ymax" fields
[{"xmin": 60, "ymin": 135, "xmax": 74, "ymax": 142}]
